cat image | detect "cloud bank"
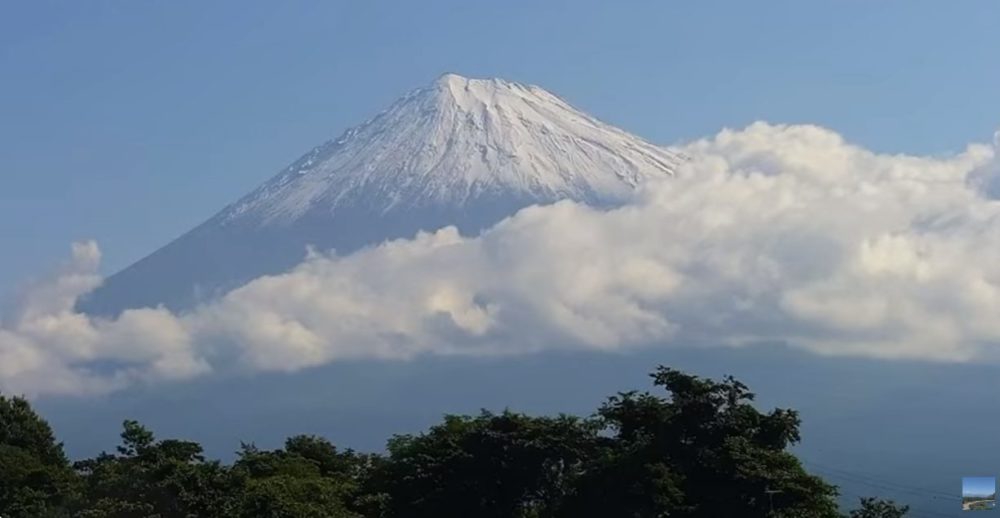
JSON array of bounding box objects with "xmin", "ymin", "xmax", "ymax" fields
[{"xmin": 3, "ymin": 123, "xmax": 1000, "ymax": 397}]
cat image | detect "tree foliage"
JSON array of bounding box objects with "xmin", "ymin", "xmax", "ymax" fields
[
  {"xmin": 0, "ymin": 367, "xmax": 911, "ymax": 517},
  {"xmin": 73, "ymin": 420, "xmax": 233, "ymax": 517},
  {"xmin": 0, "ymin": 394, "xmax": 77, "ymax": 517},
  {"xmin": 374, "ymin": 411, "xmax": 597, "ymax": 517},
  {"xmin": 848, "ymin": 497, "xmax": 910, "ymax": 518}
]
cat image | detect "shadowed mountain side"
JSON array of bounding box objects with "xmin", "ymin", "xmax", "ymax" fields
[{"xmin": 76, "ymin": 194, "xmax": 544, "ymax": 314}]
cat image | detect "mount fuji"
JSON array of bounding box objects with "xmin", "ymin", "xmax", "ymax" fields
[{"xmin": 78, "ymin": 74, "xmax": 684, "ymax": 315}]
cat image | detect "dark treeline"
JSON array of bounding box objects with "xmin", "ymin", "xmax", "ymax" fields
[{"xmin": 2, "ymin": 366, "xmax": 908, "ymax": 517}]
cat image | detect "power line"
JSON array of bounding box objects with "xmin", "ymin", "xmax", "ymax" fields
[
  {"xmin": 835, "ymin": 484, "xmax": 955, "ymax": 518},
  {"xmin": 802, "ymin": 459, "xmax": 957, "ymax": 501},
  {"xmin": 802, "ymin": 459, "xmax": 965, "ymax": 518}
]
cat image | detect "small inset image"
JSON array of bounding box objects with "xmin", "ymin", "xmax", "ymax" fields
[{"xmin": 963, "ymin": 476, "xmax": 997, "ymax": 511}]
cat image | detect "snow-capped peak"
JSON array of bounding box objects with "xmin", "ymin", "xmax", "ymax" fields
[
  {"xmin": 219, "ymin": 73, "xmax": 683, "ymax": 226},
  {"xmin": 78, "ymin": 74, "xmax": 686, "ymax": 315}
]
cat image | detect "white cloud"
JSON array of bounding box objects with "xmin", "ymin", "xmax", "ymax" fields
[
  {"xmin": 3, "ymin": 122, "xmax": 1000, "ymax": 397},
  {"xmin": 1, "ymin": 241, "xmax": 206, "ymax": 396}
]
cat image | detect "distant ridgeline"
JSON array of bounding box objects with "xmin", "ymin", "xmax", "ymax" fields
[{"xmin": 0, "ymin": 365, "xmax": 911, "ymax": 517}]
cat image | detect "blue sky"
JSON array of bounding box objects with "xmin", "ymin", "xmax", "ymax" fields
[
  {"xmin": 964, "ymin": 477, "xmax": 996, "ymax": 497},
  {"xmin": 5, "ymin": 7, "xmax": 1000, "ymax": 513},
  {"xmin": 2, "ymin": 1, "xmax": 999, "ymax": 295}
]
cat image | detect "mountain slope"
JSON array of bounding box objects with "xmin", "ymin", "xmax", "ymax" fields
[{"xmin": 78, "ymin": 74, "xmax": 683, "ymax": 315}]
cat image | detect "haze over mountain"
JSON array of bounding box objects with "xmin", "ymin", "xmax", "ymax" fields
[{"xmin": 78, "ymin": 74, "xmax": 684, "ymax": 316}]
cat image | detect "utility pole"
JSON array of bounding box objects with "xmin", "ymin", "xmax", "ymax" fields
[{"xmin": 765, "ymin": 486, "xmax": 784, "ymax": 515}]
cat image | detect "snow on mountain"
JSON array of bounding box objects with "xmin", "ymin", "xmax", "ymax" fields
[
  {"xmin": 77, "ymin": 74, "xmax": 683, "ymax": 315},
  {"xmin": 221, "ymin": 74, "xmax": 680, "ymax": 225}
]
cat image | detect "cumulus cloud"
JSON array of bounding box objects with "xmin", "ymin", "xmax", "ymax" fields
[
  {"xmin": 3, "ymin": 122, "xmax": 1000, "ymax": 397},
  {"xmin": 1, "ymin": 241, "xmax": 207, "ymax": 396}
]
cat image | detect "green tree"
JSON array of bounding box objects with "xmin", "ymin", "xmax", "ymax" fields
[
  {"xmin": 848, "ymin": 497, "xmax": 910, "ymax": 518},
  {"xmin": 0, "ymin": 393, "xmax": 78, "ymax": 517},
  {"xmin": 230, "ymin": 439, "xmax": 362, "ymax": 518},
  {"xmin": 557, "ymin": 367, "xmax": 842, "ymax": 517},
  {"xmin": 74, "ymin": 420, "xmax": 234, "ymax": 517},
  {"xmin": 375, "ymin": 410, "xmax": 598, "ymax": 518}
]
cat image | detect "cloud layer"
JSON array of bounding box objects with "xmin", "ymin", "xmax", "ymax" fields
[{"xmin": 3, "ymin": 123, "xmax": 1000, "ymax": 397}]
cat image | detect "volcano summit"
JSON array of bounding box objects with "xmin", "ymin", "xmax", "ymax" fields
[{"xmin": 78, "ymin": 74, "xmax": 684, "ymax": 315}]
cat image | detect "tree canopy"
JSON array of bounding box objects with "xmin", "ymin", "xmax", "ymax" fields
[
  {"xmin": 0, "ymin": 394, "xmax": 77, "ymax": 517},
  {"xmin": 0, "ymin": 366, "xmax": 911, "ymax": 517}
]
